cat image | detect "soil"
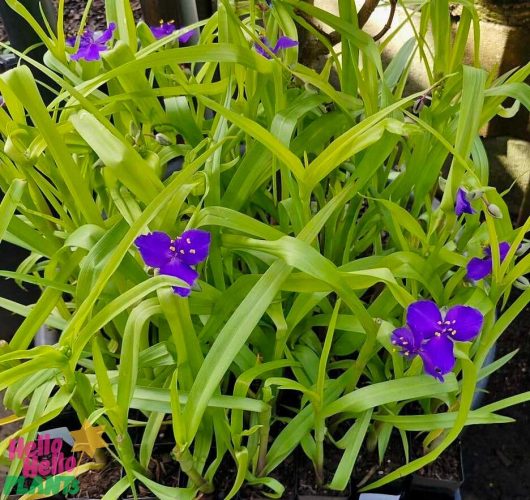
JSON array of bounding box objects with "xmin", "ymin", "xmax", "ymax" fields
[
  {"xmin": 202, "ymin": 454, "xmax": 236, "ymax": 500},
  {"xmin": 238, "ymin": 454, "xmax": 297, "ymax": 500},
  {"xmin": 461, "ymin": 292, "xmax": 530, "ymax": 500},
  {"xmin": 353, "ymin": 437, "xmax": 409, "ymax": 494},
  {"xmin": 70, "ymin": 455, "xmax": 121, "ymax": 499},
  {"xmin": 131, "ymin": 447, "xmax": 180, "ymax": 498},
  {"xmin": 351, "ymin": 432, "xmax": 461, "ymax": 494},
  {"xmin": 0, "ymin": 0, "xmax": 142, "ymax": 43},
  {"xmin": 70, "ymin": 448, "xmax": 180, "ymax": 499},
  {"xmin": 412, "ymin": 440, "xmax": 462, "ymax": 483},
  {"xmin": 297, "ymin": 445, "xmax": 351, "ymax": 498}
]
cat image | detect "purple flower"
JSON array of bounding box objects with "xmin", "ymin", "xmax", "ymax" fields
[
  {"xmin": 412, "ymin": 93, "xmax": 432, "ymax": 115},
  {"xmin": 150, "ymin": 21, "xmax": 195, "ymax": 43},
  {"xmin": 392, "ymin": 300, "xmax": 483, "ymax": 381},
  {"xmin": 466, "ymin": 242, "xmax": 511, "ymax": 281},
  {"xmin": 68, "ymin": 23, "xmax": 116, "ymax": 61},
  {"xmin": 455, "ymin": 188, "xmax": 475, "ymax": 216},
  {"xmin": 254, "ymin": 36, "xmax": 298, "ymax": 59},
  {"xmin": 135, "ymin": 229, "xmax": 210, "ymax": 297}
]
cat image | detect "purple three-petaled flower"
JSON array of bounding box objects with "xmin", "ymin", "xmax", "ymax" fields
[
  {"xmin": 150, "ymin": 21, "xmax": 195, "ymax": 43},
  {"xmin": 254, "ymin": 36, "xmax": 298, "ymax": 59},
  {"xmin": 455, "ymin": 188, "xmax": 475, "ymax": 216},
  {"xmin": 466, "ymin": 242, "xmax": 511, "ymax": 281},
  {"xmin": 135, "ymin": 229, "xmax": 210, "ymax": 297},
  {"xmin": 67, "ymin": 23, "xmax": 116, "ymax": 61},
  {"xmin": 392, "ymin": 300, "xmax": 483, "ymax": 381}
]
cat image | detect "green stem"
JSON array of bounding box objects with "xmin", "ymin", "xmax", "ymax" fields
[
  {"xmin": 256, "ymin": 406, "xmax": 272, "ymax": 476},
  {"xmin": 314, "ymin": 412, "xmax": 326, "ymax": 486},
  {"xmin": 173, "ymin": 446, "xmax": 214, "ymax": 494},
  {"xmin": 256, "ymin": 387, "xmax": 273, "ymax": 476}
]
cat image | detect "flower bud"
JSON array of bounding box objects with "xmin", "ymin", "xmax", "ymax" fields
[
  {"xmin": 516, "ymin": 242, "xmax": 530, "ymax": 256},
  {"xmin": 0, "ymin": 340, "xmax": 8, "ymax": 356},
  {"xmin": 486, "ymin": 203, "xmax": 503, "ymax": 219},
  {"xmin": 468, "ymin": 189, "xmax": 484, "ymax": 201},
  {"xmin": 155, "ymin": 133, "xmax": 173, "ymax": 146},
  {"xmin": 129, "ymin": 121, "xmax": 141, "ymax": 141},
  {"xmin": 514, "ymin": 276, "xmax": 530, "ymax": 290}
]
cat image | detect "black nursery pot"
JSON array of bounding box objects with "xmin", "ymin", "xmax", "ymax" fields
[
  {"xmin": 356, "ymin": 494, "xmax": 402, "ymax": 500},
  {"xmin": 297, "ymin": 487, "xmax": 352, "ymax": 500},
  {"xmin": 351, "ymin": 436, "xmax": 411, "ymax": 500},
  {"xmin": 39, "ymin": 408, "xmax": 79, "ymax": 432},
  {"xmin": 352, "ymin": 480, "xmax": 408, "ymax": 500},
  {"xmin": 352, "ymin": 470, "xmax": 409, "ymax": 499},
  {"xmin": 404, "ymin": 442, "xmax": 464, "ymax": 500}
]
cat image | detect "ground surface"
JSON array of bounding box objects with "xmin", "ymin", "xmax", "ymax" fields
[{"xmin": 0, "ymin": 0, "xmax": 142, "ymax": 42}]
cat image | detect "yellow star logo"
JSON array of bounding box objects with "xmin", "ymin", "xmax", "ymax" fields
[{"xmin": 70, "ymin": 420, "xmax": 106, "ymax": 458}]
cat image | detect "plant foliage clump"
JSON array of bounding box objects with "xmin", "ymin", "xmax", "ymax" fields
[{"xmin": 0, "ymin": 0, "xmax": 529, "ymax": 498}]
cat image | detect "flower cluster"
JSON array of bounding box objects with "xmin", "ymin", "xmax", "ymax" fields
[
  {"xmin": 392, "ymin": 300, "xmax": 483, "ymax": 381},
  {"xmin": 454, "ymin": 186, "xmax": 520, "ymax": 280},
  {"xmin": 254, "ymin": 36, "xmax": 298, "ymax": 59},
  {"xmin": 135, "ymin": 229, "xmax": 210, "ymax": 297},
  {"xmin": 68, "ymin": 23, "xmax": 116, "ymax": 61}
]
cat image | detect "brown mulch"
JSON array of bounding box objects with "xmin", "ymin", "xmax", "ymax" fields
[
  {"xmin": 70, "ymin": 457, "xmax": 122, "ymax": 499},
  {"xmin": 0, "ymin": 0, "xmax": 142, "ymax": 43}
]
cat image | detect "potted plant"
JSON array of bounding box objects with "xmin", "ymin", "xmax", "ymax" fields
[{"xmin": 0, "ymin": 0, "xmax": 529, "ymax": 499}]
